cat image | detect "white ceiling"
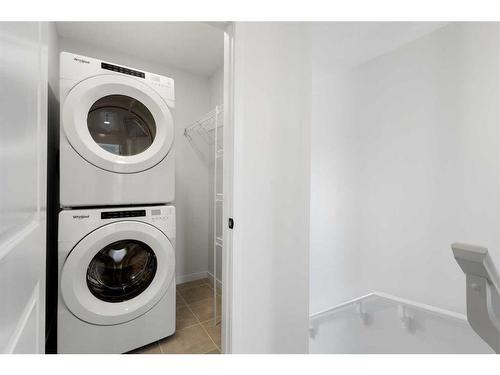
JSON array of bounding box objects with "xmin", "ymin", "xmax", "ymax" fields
[
  {"xmin": 313, "ymin": 22, "xmax": 448, "ymax": 70},
  {"xmin": 56, "ymin": 22, "xmax": 447, "ymax": 77},
  {"xmin": 56, "ymin": 22, "xmax": 224, "ymax": 77}
]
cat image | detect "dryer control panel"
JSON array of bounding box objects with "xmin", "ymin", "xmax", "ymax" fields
[
  {"xmin": 60, "ymin": 52, "xmax": 175, "ymax": 106},
  {"xmin": 101, "ymin": 62, "xmax": 145, "ymax": 78}
]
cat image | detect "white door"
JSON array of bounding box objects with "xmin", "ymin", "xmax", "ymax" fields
[
  {"xmin": 61, "ymin": 221, "xmax": 175, "ymax": 325},
  {"xmin": 62, "ymin": 75, "xmax": 174, "ymax": 173},
  {"xmin": 0, "ymin": 22, "xmax": 48, "ymax": 353},
  {"xmin": 229, "ymin": 23, "xmax": 311, "ymax": 353}
]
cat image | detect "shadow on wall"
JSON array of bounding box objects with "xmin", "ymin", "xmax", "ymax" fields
[
  {"xmin": 184, "ymin": 129, "xmax": 210, "ymax": 165},
  {"xmin": 45, "ymin": 84, "xmax": 59, "ymax": 354}
]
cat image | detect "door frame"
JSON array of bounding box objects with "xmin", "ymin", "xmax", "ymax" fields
[{"xmin": 221, "ymin": 22, "xmax": 235, "ymax": 354}]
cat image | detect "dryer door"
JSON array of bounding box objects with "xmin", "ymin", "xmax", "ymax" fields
[
  {"xmin": 61, "ymin": 221, "xmax": 175, "ymax": 326},
  {"xmin": 62, "ymin": 74, "xmax": 174, "ymax": 173}
]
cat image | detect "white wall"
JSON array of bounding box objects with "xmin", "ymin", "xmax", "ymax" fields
[
  {"xmin": 57, "ymin": 37, "xmax": 213, "ymax": 282},
  {"xmin": 310, "ymin": 23, "xmax": 500, "ymax": 318},
  {"xmin": 0, "ymin": 22, "xmax": 48, "ymax": 353},
  {"xmin": 209, "ymin": 66, "xmax": 224, "ymax": 107},
  {"xmin": 231, "ymin": 22, "xmax": 311, "ymax": 353}
]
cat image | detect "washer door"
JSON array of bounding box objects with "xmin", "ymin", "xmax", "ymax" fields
[
  {"xmin": 61, "ymin": 221, "xmax": 175, "ymax": 326},
  {"xmin": 62, "ymin": 74, "xmax": 174, "ymax": 174}
]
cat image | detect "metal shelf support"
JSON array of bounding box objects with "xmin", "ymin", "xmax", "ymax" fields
[
  {"xmin": 185, "ymin": 105, "xmax": 224, "ymax": 328},
  {"xmin": 452, "ymin": 243, "xmax": 500, "ymax": 353}
]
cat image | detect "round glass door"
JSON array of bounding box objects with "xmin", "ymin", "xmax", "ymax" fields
[
  {"xmin": 87, "ymin": 95, "xmax": 156, "ymax": 156},
  {"xmin": 62, "ymin": 74, "xmax": 174, "ymax": 174},
  {"xmin": 61, "ymin": 220, "xmax": 175, "ymax": 325},
  {"xmin": 86, "ymin": 239, "xmax": 157, "ymax": 303}
]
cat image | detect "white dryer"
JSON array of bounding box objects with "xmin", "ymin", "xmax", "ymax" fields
[
  {"xmin": 58, "ymin": 205, "xmax": 176, "ymax": 353},
  {"xmin": 59, "ymin": 52, "xmax": 175, "ymax": 207}
]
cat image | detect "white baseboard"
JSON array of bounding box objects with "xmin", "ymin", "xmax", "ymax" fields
[
  {"xmin": 207, "ymin": 271, "xmax": 223, "ymax": 289},
  {"xmin": 176, "ymin": 270, "xmax": 224, "ymax": 288},
  {"xmin": 176, "ymin": 271, "xmax": 209, "ymax": 285}
]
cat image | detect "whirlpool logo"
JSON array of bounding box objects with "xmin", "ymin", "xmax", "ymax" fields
[
  {"xmin": 73, "ymin": 57, "xmax": 90, "ymax": 64},
  {"xmin": 73, "ymin": 215, "xmax": 90, "ymax": 220}
]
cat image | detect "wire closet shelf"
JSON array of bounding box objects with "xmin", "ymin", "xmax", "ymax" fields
[
  {"xmin": 184, "ymin": 105, "xmax": 224, "ymax": 156},
  {"xmin": 184, "ymin": 105, "xmax": 223, "ymax": 327}
]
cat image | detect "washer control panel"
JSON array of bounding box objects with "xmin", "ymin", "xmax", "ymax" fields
[
  {"xmin": 150, "ymin": 206, "xmax": 175, "ymax": 239},
  {"xmin": 59, "ymin": 205, "xmax": 176, "ymax": 242},
  {"xmin": 101, "ymin": 209, "xmax": 146, "ymax": 219}
]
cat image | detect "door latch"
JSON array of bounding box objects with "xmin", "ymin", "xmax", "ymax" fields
[{"xmin": 228, "ymin": 217, "xmax": 234, "ymax": 229}]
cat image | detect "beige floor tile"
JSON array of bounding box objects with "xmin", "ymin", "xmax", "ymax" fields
[
  {"xmin": 179, "ymin": 284, "xmax": 214, "ymax": 304},
  {"xmin": 176, "ymin": 291, "xmax": 186, "ymax": 307},
  {"xmin": 189, "ymin": 295, "xmax": 221, "ymax": 322},
  {"xmin": 159, "ymin": 324, "xmax": 217, "ymax": 354},
  {"xmin": 205, "ymin": 348, "xmax": 221, "ymax": 354},
  {"xmin": 201, "ymin": 319, "xmax": 221, "ymax": 347},
  {"xmin": 127, "ymin": 341, "xmax": 162, "ymax": 354},
  {"xmin": 205, "ymin": 281, "xmax": 222, "ymax": 296},
  {"xmin": 176, "ymin": 305, "xmax": 198, "ymax": 330}
]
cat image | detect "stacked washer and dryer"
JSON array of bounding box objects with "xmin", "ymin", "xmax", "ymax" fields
[{"xmin": 58, "ymin": 52, "xmax": 177, "ymax": 353}]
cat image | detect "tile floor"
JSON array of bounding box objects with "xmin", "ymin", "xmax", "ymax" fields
[{"xmin": 129, "ymin": 278, "xmax": 222, "ymax": 354}]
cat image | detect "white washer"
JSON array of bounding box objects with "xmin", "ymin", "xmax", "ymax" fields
[
  {"xmin": 59, "ymin": 52, "xmax": 175, "ymax": 207},
  {"xmin": 58, "ymin": 205, "xmax": 176, "ymax": 353}
]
